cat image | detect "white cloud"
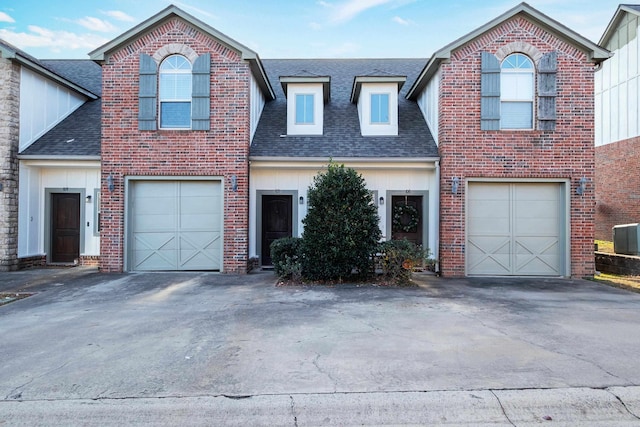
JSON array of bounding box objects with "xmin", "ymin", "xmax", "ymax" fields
[
  {"xmin": 0, "ymin": 11, "xmax": 15, "ymax": 23},
  {"xmin": 392, "ymin": 16, "xmax": 411, "ymax": 26},
  {"xmin": 100, "ymin": 10, "xmax": 135, "ymax": 22},
  {"xmin": 0, "ymin": 25, "xmax": 109, "ymax": 52},
  {"xmin": 317, "ymin": 1, "xmax": 333, "ymax": 7},
  {"xmin": 309, "ymin": 22, "xmax": 323, "ymax": 30},
  {"xmin": 76, "ymin": 16, "xmax": 118, "ymax": 33},
  {"xmin": 173, "ymin": 2, "xmax": 217, "ymax": 19},
  {"xmin": 330, "ymin": 0, "xmax": 394, "ymax": 23}
]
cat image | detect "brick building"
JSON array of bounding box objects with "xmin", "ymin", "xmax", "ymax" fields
[{"xmin": 0, "ymin": 3, "xmax": 610, "ymax": 277}]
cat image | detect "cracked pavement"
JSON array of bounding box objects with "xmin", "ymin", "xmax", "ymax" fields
[{"xmin": 1, "ymin": 268, "xmax": 640, "ymax": 425}]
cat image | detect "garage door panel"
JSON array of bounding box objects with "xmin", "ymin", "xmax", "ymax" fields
[
  {"xmin": 468, "ymin": 182, "xmax": 564, "ymax": 276},
  {"xmin": 129, "ymin": 180, "xmax": 222, "ymax": 271}
]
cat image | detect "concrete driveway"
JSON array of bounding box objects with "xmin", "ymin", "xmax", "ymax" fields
[{"xmin": 1, "ymin": 268, "xmax": 640, "ymax": 425}]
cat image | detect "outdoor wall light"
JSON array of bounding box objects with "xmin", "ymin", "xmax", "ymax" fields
[
  {"xmin": 106, "ymin": 174, "xmax": 115, "ymax": 192},
  {"xmin": 576, "ymin": 176, "xmax": 588, "ymax": 195},
  {"xmin": 230, "ymin": 175, "xmax": 238, "ymax": 192},
  {"xmin": 451, "ymin": 177, "xmax": 460, "ymax": 194},
  {"xmin": 85, "ymin": 195, "xmax": 92, "ymax": 203},
  {"xmin": 299, "ymin": 196, "xmax": 304, "ymax": 205},
  {"xmin": 379, "ymin": 196, "xmax": 384, "ymax": 205},
  {"xmin": 0, "ymin": 182, "xmax": 3, "ymax": 192}
]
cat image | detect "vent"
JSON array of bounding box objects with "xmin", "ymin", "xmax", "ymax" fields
[{"xmin": 613, "ymin": 223, "xmax": 640, "ymax": 256}]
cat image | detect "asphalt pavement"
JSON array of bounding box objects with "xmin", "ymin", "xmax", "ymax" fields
[{"xmin": 1, "ymin": 267, "xmax": 640, "ymax": 425}]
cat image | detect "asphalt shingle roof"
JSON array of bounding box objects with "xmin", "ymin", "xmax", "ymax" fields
[
  {"xmin": 40, "ymin": 60, "xmax": 103, "ymax": 96},
  {"xmin": 20, "ymin": 99, "xmax": 102, "ymax": 157},
  {"xmin": 18, "ymin": 58, "xmax": 102, "ymax": 157},
  {"xmin": 250, "ymin": 58, "xmax": 438, "ymax": 159}
]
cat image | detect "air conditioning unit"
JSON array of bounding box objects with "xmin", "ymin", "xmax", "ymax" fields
[{"xmin": 613, "ymin": 223, "xmax": 640, "ymax": 256}]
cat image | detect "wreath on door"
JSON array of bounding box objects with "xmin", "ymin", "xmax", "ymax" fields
[{"xmin": 393, "ymin": 204, "xmax": 420, "ymax": 232}]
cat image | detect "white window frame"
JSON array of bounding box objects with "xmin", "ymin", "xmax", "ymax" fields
[
  {"xmin": 286, "ymin": 84, "xmax": 324, "ymax": 135},
  {"xmin": 159, "ymin": 54, "xmax": 192, "ymax": 129},
  {"xmin": 357, "ymin": 83, "xmax": 399, "ymax": 136},
  {"xmin": 295, "ymin": 93, "xmax": 315, "ymax": 125},
  {"xmin": 500, "ymin": 53, "xmax": 535, "ymax": 130}
]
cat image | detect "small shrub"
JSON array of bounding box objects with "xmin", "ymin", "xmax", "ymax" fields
[
  {"xmin": 302, "ymin": 163, "xmax": 381, "ymax": 281},
  {"xmin": 379, "ymin": 239, "xmax": 426, "ymax": 286},
  {"xmin": 270, "ymin": 237, "xmax": 303, "ymax": 280}
]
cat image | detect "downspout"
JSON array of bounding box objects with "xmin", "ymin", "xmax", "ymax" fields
[{"xmin": 434, "ymin": 159, "xmax": 440, "ymax": 274}]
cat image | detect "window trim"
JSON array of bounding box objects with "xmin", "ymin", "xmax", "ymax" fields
[
  {"xmin": 295, "ymin": 93, "xmax": 315, "ymax": 125},
  {"xmin": 500, "ymin": 53, "xmax": 535, "ymax": 130},
  {"xmin": 370, "ymin": 92, "xmax": 391, "ymax": 125},
  {"xmin": 158, "ymin": 54, "xmax": 193, "ymax": 130}
]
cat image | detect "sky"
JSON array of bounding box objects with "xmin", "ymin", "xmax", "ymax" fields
[{"xmin": 0, "ymin": 0, "xmax": 627, "ymax": 60}]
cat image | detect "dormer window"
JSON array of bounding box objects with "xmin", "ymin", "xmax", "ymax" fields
[
  {"xmin": 351, "ymin": 75, "xmax": 406, "ymax": 136},
  {"xmin": 280, "ymin": 75, "xmax": 330, "ymax": 136},
  {"xmin": 370, "ymin": 93, "xmax": 390, "ymax": 124},
  {"xmin": 295, "ymin": 94, "xmax": 315, "ymax": 124}
]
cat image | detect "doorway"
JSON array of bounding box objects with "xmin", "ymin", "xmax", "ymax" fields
[
  {"xmin": 391, "ymin": 195, "xmax": 424, "ymax": 245},
  {"xmin": 261, "ymin": 195, "xmax": 293, "ymax": 266},
  {"xmin": 50, "ymin": 193, "xmax": 81, "ymax": 263}
]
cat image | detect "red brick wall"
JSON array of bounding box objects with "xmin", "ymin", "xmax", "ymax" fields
[
  {"xmin": 595, "ymin": 136, "xmax": 640, "ymax": 240},
  {"xmin": 438, "ymin": 16, "xmax": 596, "ymax": 278},
  {"xmin": 99, "ymin": 18, "xmax": 250, "ymax": 273}
]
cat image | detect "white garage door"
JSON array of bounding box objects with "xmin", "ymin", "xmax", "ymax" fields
[
  {"xmin": 467, "ymin": 182, "xmax": 564, "ymax": 276},
  {"xmin": 129, "ymin": 180, "xmax": 222, "ymax": 271}
]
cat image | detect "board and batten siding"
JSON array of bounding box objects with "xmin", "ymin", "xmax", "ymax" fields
[
  {"xmin": 18, "ymin": 68, "xmax": 86, "ymax": 151},
  {"xmin": 596, "ymin": 11, "xmax": 640, "ymax": 146},
  {"xmin": 250, "ymin": 73, "xmax": 266, "ymax": 141},
  {"xmin": 417, "ymin": 69, "xmax": 440, "ymax": 145}
]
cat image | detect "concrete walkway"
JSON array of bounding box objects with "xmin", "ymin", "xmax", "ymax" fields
[{"xmin": 1, "ymin": 268, "xmax": 640, "ymax": 425}]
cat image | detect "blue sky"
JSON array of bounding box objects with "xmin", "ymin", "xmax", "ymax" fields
[{"xmin": 0, "ymin": 0, "xmax": 625, "ymax": 59}]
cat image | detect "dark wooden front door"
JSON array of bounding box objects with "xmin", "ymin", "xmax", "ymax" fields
[
  {"xmin": 391, "ymin": 195, "xmax": 423, "ymax": 245},
  {"xmin": 51, "ymin": 193, "xmax": 80, "ymax": 263},
  {"xmin": 261, "ymin": 195, "xmax": 292, "ymax": 266}
]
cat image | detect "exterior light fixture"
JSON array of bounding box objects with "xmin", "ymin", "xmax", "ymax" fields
[
  {"xmin": 299, "ymin": 196, "xmax": 304, "ymax": 205},
  {"xmin": 230, "ymin": 175, "xmax": 238, "ymax": 192},
  {"xmin": 576, "ymin": 177, "xmax": 588, "ymax": 195},
  {"xmin": 86, "ymin": 195, "xmax": 92, "ymax": 203},
  {"xmin": 452, "ymin": 177, "xmax": 460, "ymax": 194},
  {"xmin": 107, "ymin": 174, "xmax": 115, "ymax": 192},
  {"xmin": 379, "ymin": 196, "xmax": 384, "ymax": 205}
]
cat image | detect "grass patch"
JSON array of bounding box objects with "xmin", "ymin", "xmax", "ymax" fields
[
  {"xmin": 591, "ymin": 273, "xmax": 640, "ymax": 293},
  {"xmin": 595, "ymin": 239, "xmax": 614, "ymax": 253}
]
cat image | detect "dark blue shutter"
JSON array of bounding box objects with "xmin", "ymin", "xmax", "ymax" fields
[
  {"xmin": 192, "ymin": 53, "xmax": 211, "ymax": 131},
  {"xmin": 481, "ymin": 51, "xmax": 501, "ymax": 131},
  {"xmin": 538, "ymin": 51, "xmax": 557, "ymax": 131},
  {"xmin": 138, "ymin": 54, "xmax": 157, "ymax": 131}
]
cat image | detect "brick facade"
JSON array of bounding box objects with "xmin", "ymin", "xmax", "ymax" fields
[
  {"xmin": 438, "ymin": 17, "xmax": 596, "ymax": 278},
  {"xmin": 99, "ymin": 18, "xmax": 251, "ymax": 273},
  {"xmin": 0, "ymin": 56, "xmax": 20, "ymax": 272},
  {"xmin": 595, "ymin": 137, "xmax": 640, "ymax": 240}
]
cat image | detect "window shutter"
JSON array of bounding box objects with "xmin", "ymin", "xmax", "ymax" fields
[
  {"xmin": 481, "ymin": 52, "xmax": 501, "ymax": 131},
  {"xmin": 538, "ymin": 51, "xmax": 557, "ymax": 131},
  {"xmin": 192, "ymin": 53, "xmax": 211, "ymax": 131},
  {"xmin": 138, "ymin": 54, "xmax": 157, "ymax": 131}
]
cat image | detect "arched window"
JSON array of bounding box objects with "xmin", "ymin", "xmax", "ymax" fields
[
  {"xmin": 159, "ymin": 55, "xmax": 192, "ymax": 128},
  {"xmin": 500, "ymin": 53, "xmax": 534, "ymax": 129}
]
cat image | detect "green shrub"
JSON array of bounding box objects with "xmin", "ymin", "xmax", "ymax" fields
[
  {"xmin": 270, "ymin": 237, "xmax": 303, "ymax": 280},
  {"xmin": 302, "ymin": 163, "xmax": 381, "ymax": 281},
  {"xmin": 379, "ymin": 239, "xmax": 426, "ymax": 286}
]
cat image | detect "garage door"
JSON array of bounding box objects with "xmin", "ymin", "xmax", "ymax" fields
[
  {"xmin": 467, "ymin": 182, "xmax": 564, "ymax": 276},
  {"xmin": 129, "ymin": 180, "xmax": 222, "ymax": 271}
]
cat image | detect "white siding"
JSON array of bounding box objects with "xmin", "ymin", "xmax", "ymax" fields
[
  {"xmin": 249, "ymin": 162, "xmax": 438, "ymax": 262},
  {"xmin": 19, "ymin": 68, "xmax": 86, "ymax": 151},
  {"xmin": 356, "ymin": 82, "xmax": 399, "ymax": 136},
  {"xmin": 417, "ymin": 69, "xmax": 440, "ymax": 145},
  {"xmin": 286, "ymin": 83, "xmax": 324, "ymax": 135},
  {"xmin": 249, "ymin": 74, "xmax": 266, "ymax": 142},
  {"xmin": 596, "ymin": 12, "xmax": 640, "ymax": 146},
  {"xmin": 18, "ymin": 162, "xmax": 101, "ymax": 258}
]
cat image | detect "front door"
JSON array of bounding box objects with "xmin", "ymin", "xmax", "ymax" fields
[
  {"xmin": 261, "ymin": 195, "xmax": 293, "ymax": 266},
  {"xmin": 51, "ymin": 193, "xmax": 80, "ymax": 263},
  {"xmin": 391, "ymin": 195, "xmax": 423, "ymax": 245}
]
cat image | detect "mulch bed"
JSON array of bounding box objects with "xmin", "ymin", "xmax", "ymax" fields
[{"xmin": 0, "ymin": 293, "xmax": 34, "ymax": 306}]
